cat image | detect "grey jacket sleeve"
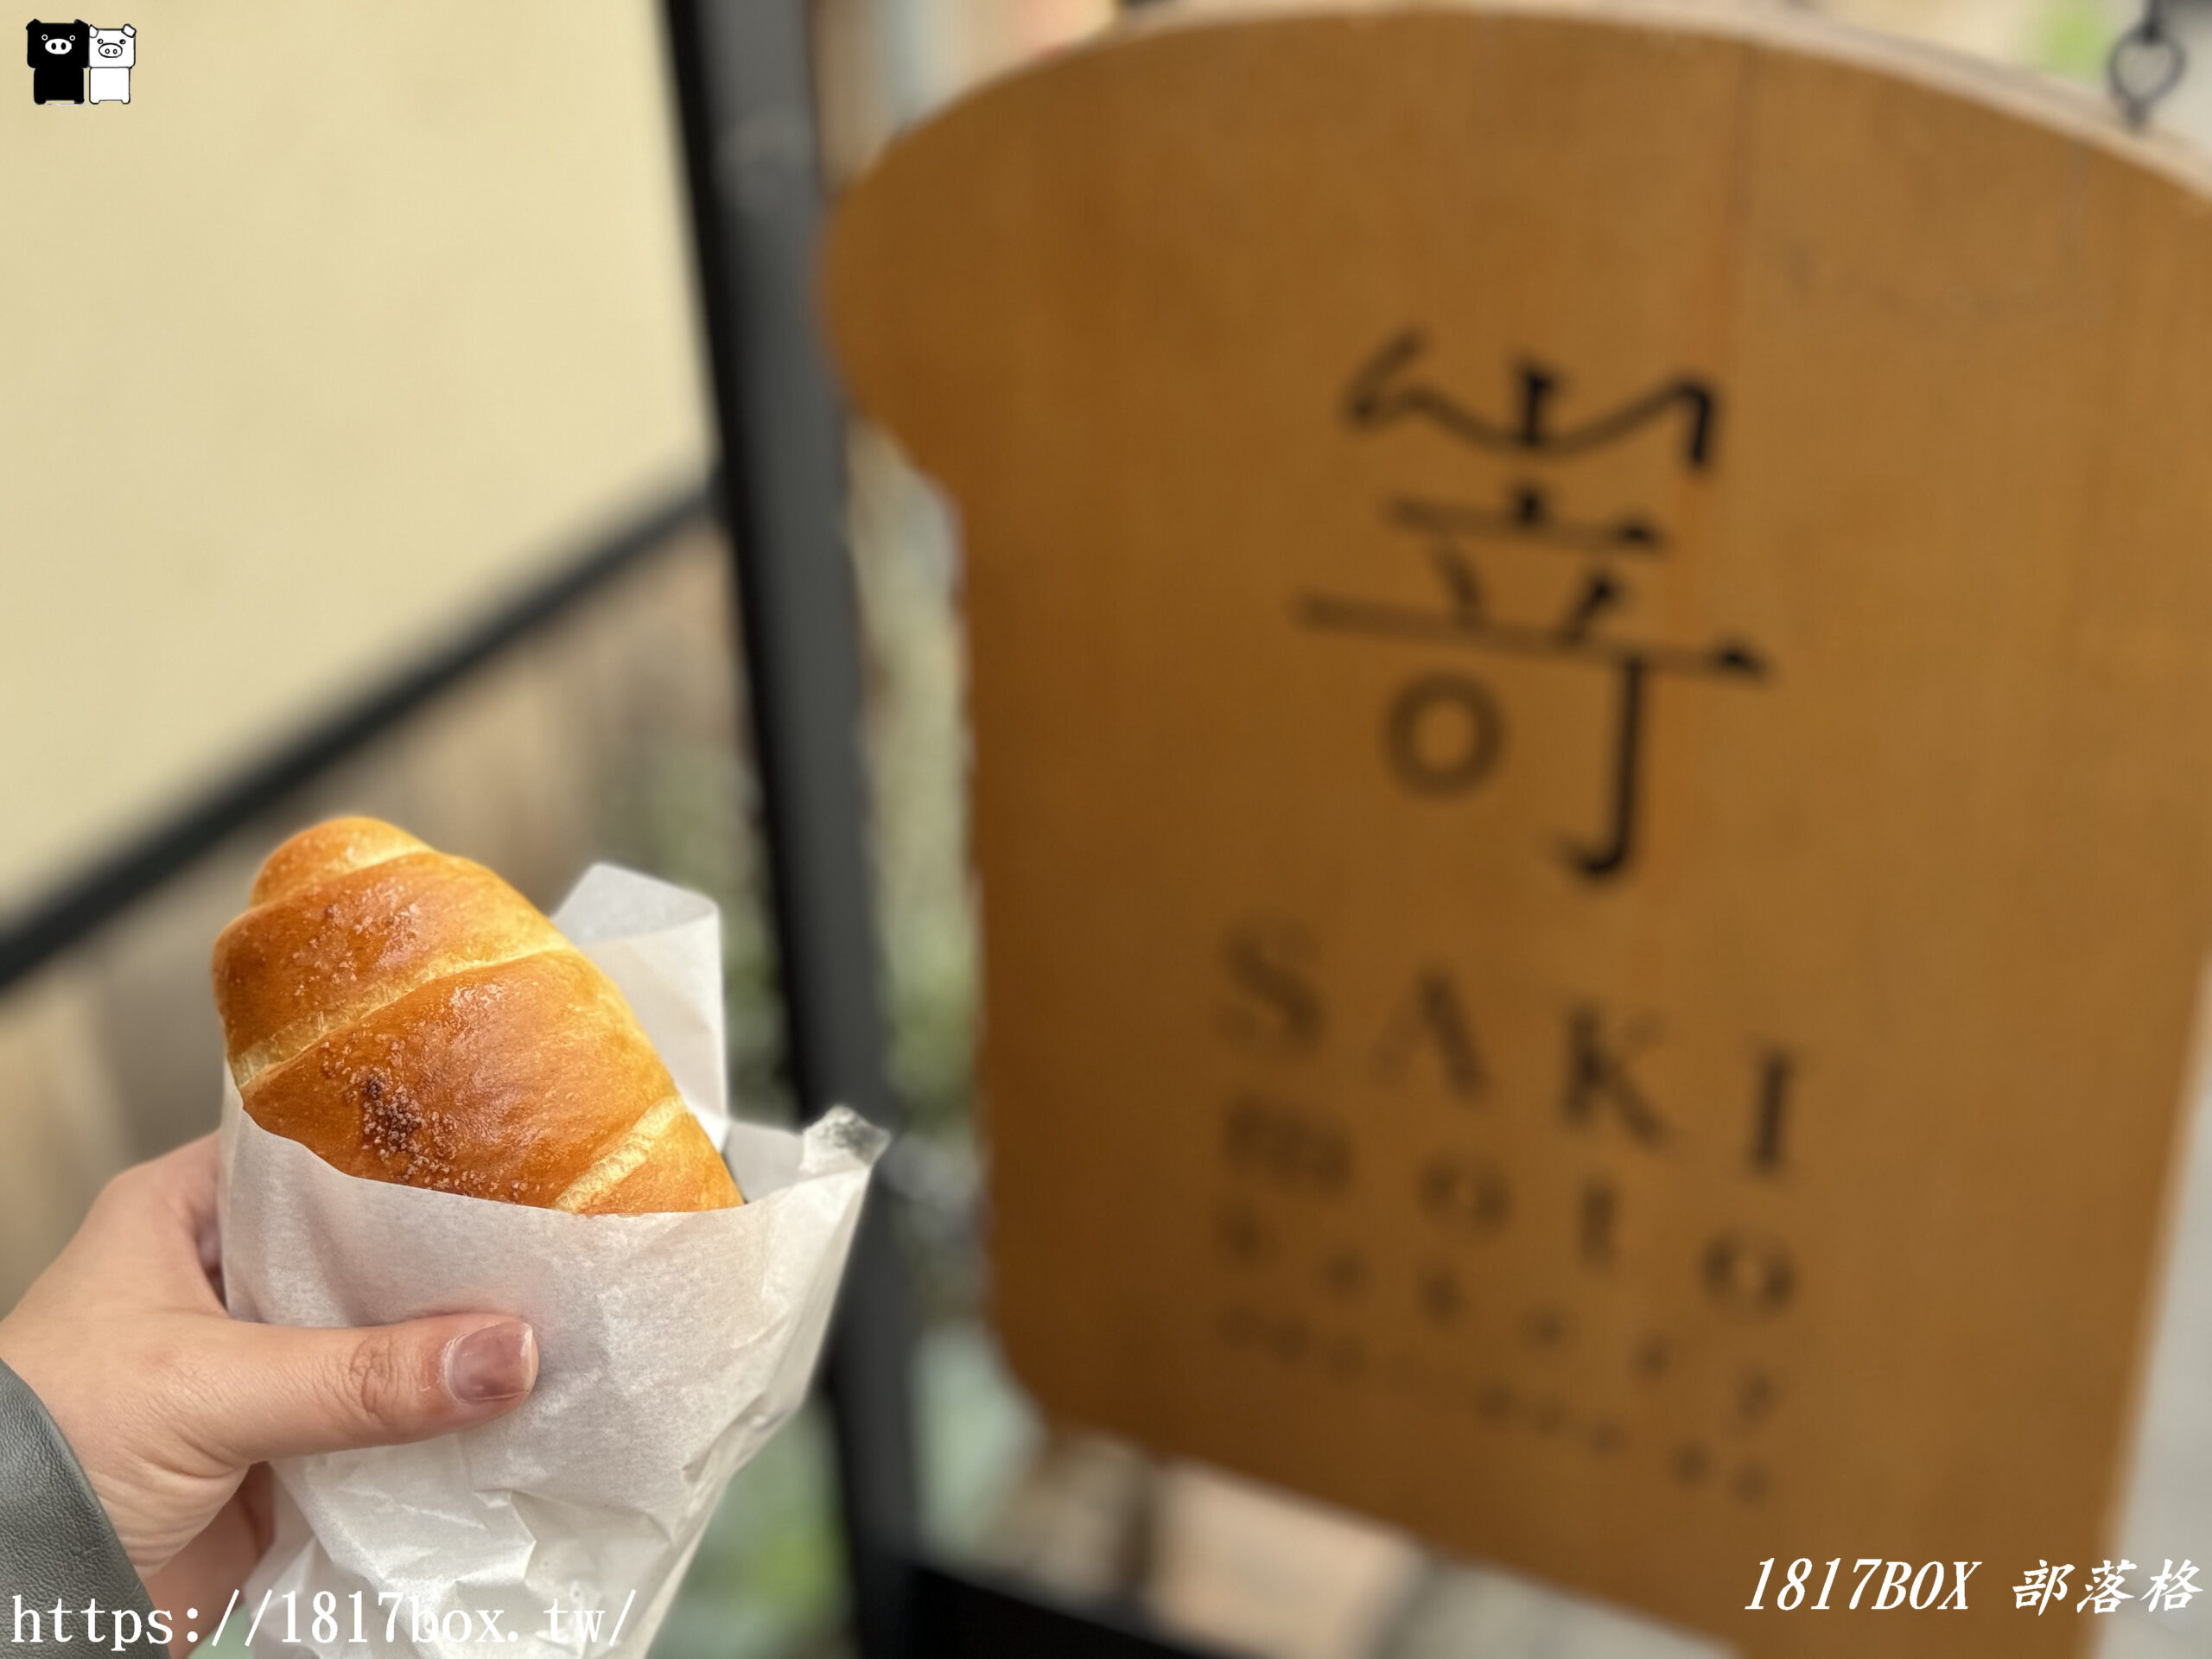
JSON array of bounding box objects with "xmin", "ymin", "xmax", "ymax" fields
[{"xmin": 0, "ymin": 1359, "xmax": 168, "ymax": 1656}]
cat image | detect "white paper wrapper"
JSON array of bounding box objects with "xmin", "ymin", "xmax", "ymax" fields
[{"xmin": 215, "ymin": 864, "xmax": 885, "ymax": 1659}]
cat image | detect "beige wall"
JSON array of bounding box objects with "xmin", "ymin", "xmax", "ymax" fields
[{"xmin": 0, "ymin": 1, "xmax": 710, "ymax": 919}]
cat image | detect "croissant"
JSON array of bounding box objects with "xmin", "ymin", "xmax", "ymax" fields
[{"xmin": 210, "ymin": 817, "xmax": 742, "ymax": 1214}]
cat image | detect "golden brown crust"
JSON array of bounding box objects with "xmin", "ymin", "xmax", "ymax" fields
[
  {"xmin": 249, "ymin": 817, "xmax": 427, "ymax": 906},
  {"xmin": 213, "ymin": 850, "xmax": 568, "ymax": 1086},
  {"xmin": 213, "ymin": 817, "xmax": 741, "ymax": 1215}
]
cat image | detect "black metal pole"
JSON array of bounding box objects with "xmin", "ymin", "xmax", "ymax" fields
[{"xmin": 658, "ymin": 3, "xmax": 918, "ymax": 1656}]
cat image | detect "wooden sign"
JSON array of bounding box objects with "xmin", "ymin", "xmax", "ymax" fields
[{"xmin": 823, "ymin": 4, "xmax": 2212, "ymax": 1652}]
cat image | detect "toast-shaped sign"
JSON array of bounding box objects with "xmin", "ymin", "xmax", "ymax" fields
[{"xmin": 825, "ymin": 6, "xmax": 2212, "ymax": 1651}]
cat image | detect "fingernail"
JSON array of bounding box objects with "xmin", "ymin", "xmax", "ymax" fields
[{"xmin": 444, "ymin": 1321, "xmax": 537, "ymax": 1404}]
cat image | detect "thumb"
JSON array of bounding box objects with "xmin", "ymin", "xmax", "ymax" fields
[{"xmin": 194, "ymin": 1315, "xmax": 537, "ymax": 1464}]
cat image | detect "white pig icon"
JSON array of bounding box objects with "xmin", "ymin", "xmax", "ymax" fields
[{"xmin": 86, "ymin": 23, "xmax": 131, "ymax": 105}]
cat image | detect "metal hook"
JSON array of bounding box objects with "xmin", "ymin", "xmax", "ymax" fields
[{"xmin": 2110, "ymin": 0, "xmax": 2188, "ymax": 130}]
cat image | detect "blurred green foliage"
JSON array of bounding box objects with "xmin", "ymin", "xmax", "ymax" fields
[{"xmin": 2029, "ymin": 0, "xmax": 2126, "ymax": 81}]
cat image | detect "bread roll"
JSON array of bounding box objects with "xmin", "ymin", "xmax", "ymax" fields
[{"xmin": 211, "ymin": 817, "xmax": 742, "ymax": 1214}]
